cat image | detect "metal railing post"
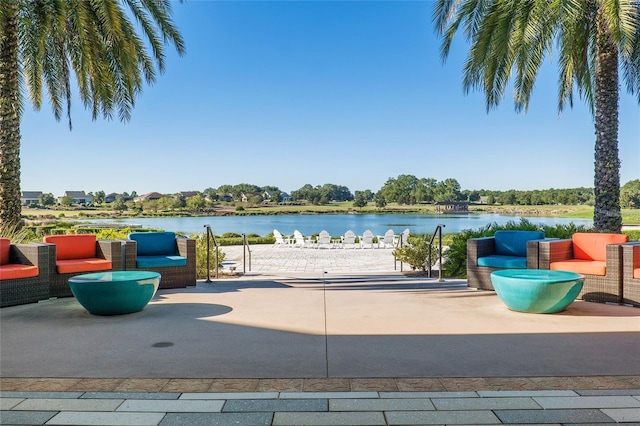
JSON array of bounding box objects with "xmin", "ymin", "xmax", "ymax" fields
[
  {"xmin": 204, "ymin": 225, "xmax": 219, "ymax": 280},
  {"xmin": 204, "ymin": 225, "xmax": 211, "ymax": 282},
  {"xmin": 438, "ymin": 225, "xmax": 444, "ymax": 282},
  {"xmin": 428, "ymin": 224, "xmax": 446, "ymax": 282}
]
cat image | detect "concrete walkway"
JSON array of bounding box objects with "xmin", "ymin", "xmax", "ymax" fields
[{"xmin": 2, "ymin": 247, "xmax": 640, "ymax": 425}]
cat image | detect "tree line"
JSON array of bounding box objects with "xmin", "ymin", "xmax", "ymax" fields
[{"xmin": 33, "ymin": 178, "xmax": 640, "ymax": 210}]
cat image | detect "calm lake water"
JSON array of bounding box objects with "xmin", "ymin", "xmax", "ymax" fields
[{"xmin": 81, "ymin": 213, "xmax": 593, "ymax": 237}]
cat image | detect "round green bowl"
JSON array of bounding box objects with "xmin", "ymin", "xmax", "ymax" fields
[
  {"xmin": 490, "ymin": 269, "xmax": 584, "ymax": 314},
  {"xmin": 69, "ymin": 271, "xmax": 160, "ymax": 316}
]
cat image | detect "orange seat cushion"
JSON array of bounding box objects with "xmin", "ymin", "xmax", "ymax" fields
[
  {"xmin": 44, "ymin": 234, "xmax": 97, "ymax": 260},
  {"xmin": 634, "ymin": 268, "xmax": 640, "ymax": 280},
  {"xmin": 551, "ymin": 260, "xmax": 606, "ymax": 276},
  {"xmin": 56, "ymin": 258, "xmax": 112, "ymax": 274},
  {"xmin": 0, "ymin": 238, "xmax": 10, "ymax": 265},
  {"xmin": 0, "ymin": 264, "xmax": 39, "ymax": 280},
  {"xmin": 572, "ymin": 233, "xmax": 628, "ymax": 261}
]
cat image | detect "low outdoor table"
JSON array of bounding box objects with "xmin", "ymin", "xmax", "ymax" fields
[
  {"xmin": 68, "ymin": 271, "xmax": 161, "ymax": 316},
  {"xmin": 490, "ymin": 269, "xmax": 584, "ymax": 314}
]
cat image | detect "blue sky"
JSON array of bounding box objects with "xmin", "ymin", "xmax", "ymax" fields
[{"xmin": 21, "ymin": 1, "xmax": 639, "ymax": 197}]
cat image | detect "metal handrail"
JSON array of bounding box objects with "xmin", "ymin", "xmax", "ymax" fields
[
  {"xmin": 203, "ymin": 225, "xmax": 220, "ymax": 281},
  {"xmin": 428, "ymin": 224, "xmax": 445, "ymax": 282},
  {"xmin": 242, "ymin": 233, "xmax": 252, "ymax": 273},
  {"xmin": 394, "ymin": 232, "xmax": 409, "ymax": 272}
]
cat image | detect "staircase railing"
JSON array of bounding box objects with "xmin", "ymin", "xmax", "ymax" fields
[
  {"xmin": 428, "ymin": 224, "xmax": 445, "ymax": 282},
  {"xmin": 204, "ymin": 225, "xmax": 220, "ymax": 281},
  {"xmin": 242, "ymin": 233, "xmax": 252, "ymax": 273}
]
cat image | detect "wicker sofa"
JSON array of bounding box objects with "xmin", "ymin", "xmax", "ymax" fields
[
  {"xmin": 467, "ymin": 230, "xmax": 546, "ymax": 290},
  {"xmin": 43, "ymin": 234, "xmax": 122, "ymax": 298},
  {"xmin": 538, "ymin": 232, "xmax": 629, "ymax": 304},
  {"xmin": 123, "ymin": 232, "xmax": 196, "ymax": 289},
  {"xmin": 621, "ymin": 242, "xmax": 640, "ymax": 307},
  {"xmin": 1, "ymin": 239, "xmax": 51, "ymax": 307}
]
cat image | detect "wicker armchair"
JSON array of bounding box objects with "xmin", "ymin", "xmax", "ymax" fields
[
  {"xmin": 621, "ymin": 243, "xmax": 640, "ymax": 307},
  {"xmin": 123, "ymin": 232, "xmax": 196, "ymax": 289},
  {"xmin": 538, "ymin": 233, "xmax": 628, "ymax": 304},
  {"xmin": 467, "ymin": 230, "xmax": 546, "ymax": 290},
  {"xmin": 1, "ymin": 241, "xmax": 51, "ymax": 307},
  {"xmin": 43, "ymin": 234, "xmax": 123, "ymax": 298}
]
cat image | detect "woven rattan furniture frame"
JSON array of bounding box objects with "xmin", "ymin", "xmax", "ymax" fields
[
  {"xmin": 45, "ymin": 240, "xmax": 123, "ymax": 298},
  {"xmin": 538, "ymin": 239, "xmax": 624, "ymax": 304},
  {"xmin": 123, "ymin": 238, "xmax": 196, "ymax": 289},
  {"xmin": 467, "ymin": 238, "xmax": 541, "ymax": 290},
  {"xmin": 1, "ymin": 243, "xmax": 51, "ymax": 308},
  {"xmin": 621, "ymin": 242, "xmax": 640, "ymax": 307}
]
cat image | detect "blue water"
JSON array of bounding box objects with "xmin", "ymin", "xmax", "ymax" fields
[{"xmin": 80, "ymin": 213, "xmax": 593, "ymax": 237}]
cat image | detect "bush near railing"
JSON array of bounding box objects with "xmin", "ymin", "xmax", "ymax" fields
[
  {"xmin": 189, "ymin": 233, "xmax": 227, "ymax": 279},
  {"xmin": 392, "ymin": 235, "xmax": 439, "ymax": 272}
]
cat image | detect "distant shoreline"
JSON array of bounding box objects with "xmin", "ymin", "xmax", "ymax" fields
[{"xmin": 20, "ymin": 204, "xmax": 640, "ymax": 228}]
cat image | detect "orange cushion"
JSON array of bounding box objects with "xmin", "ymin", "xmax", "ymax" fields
[
  {"xmin": 56, "ymin": 258, "xmax": 112, "ymax": 274},
  {"xmin": 572, "ymin": 233, "xmax": 628, "ymax": 261},
  {"xmin": 0, "ymin": 238, "xmax": 9, "ymax": 265},
  {"xmin": 44, "ymin": 235, "xmax": 97, "ymax": 260},
  {"xmin": 0, "ymin": 264, "xmax": 39, "ymax": 280},
  {"xmin": 634, "ymin": 268, "xmax": 640, "ymax": 280},
  {"xmin": 551, "ymin": 259, "xmax": 606, "ymax": 276}
]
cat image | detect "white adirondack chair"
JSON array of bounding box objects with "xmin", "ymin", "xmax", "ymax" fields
[
  {"xmin": 293, "ymin": 230, "xmax": 314, "ymax": 248},
  {"xmin": 380, "ymin": 229, "xmax": 395, "ymax": 248},
  {"xmin": 317, "ymin": 230, "xmax": 332, "ymax": 249},
  {"xmin": 361, "ymin": 230, "xmax": 375, "ymax": 249},
  {"xmin": 272, "ymin": 229, "xmax": 290, "ymax": 248},
  {"xmin": 342, "ymin": 230, "xmax": 357, "ymax": 249}
]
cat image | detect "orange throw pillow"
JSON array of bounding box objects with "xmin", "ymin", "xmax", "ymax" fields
[
  {"xmin": 0, "ymin": 238, "xmax": 10, "ymax": 265},
  {"xmin": 44, "ymin": 234, "xmax": 97, "ymax": 260},
  {"xmin": 572, "ymin": 233, "xmax": 628, "ymax": 261}
]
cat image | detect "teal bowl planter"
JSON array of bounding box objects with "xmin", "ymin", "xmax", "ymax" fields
[
  {"xmin": 68, "ymin": 271, "xmax": 161, "ymax": 316},
  {"xmin": 490, "ymin": 269, "xmax": 584, "ymax": 314}
]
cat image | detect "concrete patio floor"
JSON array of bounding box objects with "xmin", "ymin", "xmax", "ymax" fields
[{"xmin": 2, "ymin": 246, "xmax": 640, "ymax": 425}]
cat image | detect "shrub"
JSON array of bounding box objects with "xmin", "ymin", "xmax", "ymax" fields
[
  {"xmin": 392, "ymin": 235, "xmax": 439, "ymax": 272},
  {"xmin": 222, "ymin": 232, "xmax": 241, "ymax": 238},
  {"xmin": 190, "ymin": 232, "xmax": 227, "ymax": 279},
  {"xmin": 95, "ymin": 228, "xmax": 137, "ymax": 240},
  {"xmin": 0, "ymin": 221, "xmax": 33, "ymax": 243},
  {"xmin": 235, "ymin": 205, "xmax": 245, "ymax": 211}
]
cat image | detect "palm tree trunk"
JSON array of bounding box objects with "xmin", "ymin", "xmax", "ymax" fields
[
  {"xmin": 0, "ymin": 0, "xmax": 22, "ymax": 228},
  {"xmin": 593, "ymin": 7, "xmax": 622, "ymax": 233}
]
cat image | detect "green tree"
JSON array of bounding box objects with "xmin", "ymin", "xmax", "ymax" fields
[
  {"xmin": 59, "ymin": 194, "xmax": 73, "ymax": 207},
  {"xmin": 353, "ymin": 191, "xmax": 368, "ymax": 208},
  {"xmin": 434, "ymin": 178, "xmax": 462, "ymax": 202},
  {"xmin": 380, "ymin": 175, "xmax": 419, "ymax": 204},
  {"xmin": 621, "ymin": 179, "xmax": 640, "ymax": 208},
  {"xmin": 434, "ymin": 0, "xmax": 640, "ymax": 232},
  {"xmin": 38, "ymin": 192, "xmax": 55, "ymax": 206},
  {"xmin": 112, "ymin": 194, "xmax": 127, "ymax": 212},
  {"xmin": 0, "ymin": 1, "xmax": 185, "ymax": 227},
  {"xmin": 374, "ymin": 192, "xmax": 387, "ymax": 209},
  {"xmin": 186, "ymin": 194, "xmax": 207, "ymax": 211},
  {"xmin": 93, "ymin": 191, "xmax": 106, "ymax": 205}
]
